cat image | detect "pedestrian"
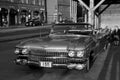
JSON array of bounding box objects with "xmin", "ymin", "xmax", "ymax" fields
[
  {"xmin": 116, "ymin": 26, "xmax": 120, "ymax": 45},
  {"xmin": 118, "ymin": 27, "xmax": 120, "ymax": 39},
  {"xmin": 109, "ymin": 26, "xmax": 116, "ymax": 45},
  {"xmin": 113, "ymin": 25, "xmax": 119, "ymax": 46}
]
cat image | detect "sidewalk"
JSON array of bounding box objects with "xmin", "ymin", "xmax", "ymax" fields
[{"xmin": 0, "ymin": 25, "xmax": 51, "ymax": 42}]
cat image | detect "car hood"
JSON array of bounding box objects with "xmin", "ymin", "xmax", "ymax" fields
[{"xmin": 16, "ymin": 37, "xmax": 91, "ymax": 52}]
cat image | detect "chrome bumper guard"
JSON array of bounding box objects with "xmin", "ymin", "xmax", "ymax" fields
[{"xmin": 14, "ymin": 58, "xmax": 87, "ymax": 70}]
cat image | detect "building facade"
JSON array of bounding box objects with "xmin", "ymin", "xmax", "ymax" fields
[
  {"xmin": 47, "ymin": 0, "xmax": 77, "ymax": 24},
  {"xmin": 0, "ymin": 0, "xmax": 46, "ymax": 27}
]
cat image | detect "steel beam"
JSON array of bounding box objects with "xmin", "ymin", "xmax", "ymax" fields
[
  {"xmin": 93, "ymin": 0, "xmax": 105, "ymax": 11},
  {"xmin": 78, "ymin": 0, "xmax": 90, "ymax": 10},
  {"xmin": 98, "ymin": 0, "xmax": 117, "ymax": 15},
  {"xmin": 88, "ymin": 0, "xmax": 94, "ymax": 26}
]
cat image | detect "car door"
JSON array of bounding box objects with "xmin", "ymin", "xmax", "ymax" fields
[
  {"xmin": 96, "ymin": 33, "xmax": 106, "ymax": 52},
  {"xmin": 88, "ymin": 36, "xmax": 99, "ymax": 58}
]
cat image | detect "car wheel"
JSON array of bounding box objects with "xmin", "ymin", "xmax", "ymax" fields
[
  {"xmin": 84, "ymin": 53, "xmax": 93, "ymax": 73},
  {"xmin": 84, "ymin": 57, "xmax": 90, "ymax": 72}
]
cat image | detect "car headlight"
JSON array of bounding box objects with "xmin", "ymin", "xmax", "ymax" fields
[
  {"xmin": 22, "ymin": 49, "xmax": 29, "ymax": 55},
  {"xmin": 14, "ymin": 48, "xmax": 20, "ymax": 54},
  {"xmin": 68, "ymin": 51, "xmax": 75, "ymax": 57},
  {"xmin": 77, "ymin": 51, "xmax": 84, "ymax": 57}
]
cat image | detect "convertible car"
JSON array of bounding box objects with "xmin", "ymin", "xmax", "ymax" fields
[{"xmin": 14, "ymin": 23, "xmax": 109, "ymax": 72}]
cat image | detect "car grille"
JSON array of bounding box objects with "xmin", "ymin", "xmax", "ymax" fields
[
  {"xmin": 29, "ymin": 50, "xmax": 84, "ymax": 64},
  {"xmin": 29, "ymin": 55, "xmax": 69, "ymax": 64},
  {"xmin": 31, "ymin": 50, "xmax": 68, "ymax": 57},
  {"xmin": 30, "ymin": 50, "xmax": 69, "ymax": 64},
  {"xmin": 29, "ymin": 55, "xmax": 84, "ymax": 64}
]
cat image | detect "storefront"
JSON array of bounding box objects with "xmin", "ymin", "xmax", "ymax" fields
[
  {"xmin": 0, "ymin": 8, "xmax": 8, "ymax": 27},
  {"xmin": 9, "ymin": 8, "xmax": 18, "ymax": 25},
  {"xmin": 33, "ymin": 10, "xmax": 40, "ymax": 19},
  {"xmin": 20, "ymin": 9, "xmax": 29, "ymax": 24}
]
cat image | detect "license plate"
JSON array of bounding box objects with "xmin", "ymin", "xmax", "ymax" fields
[{"xmin": 40, "ymin": 61, "xmax": 52, "ymax": 68}]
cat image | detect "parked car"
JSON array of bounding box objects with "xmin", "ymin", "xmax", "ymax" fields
[
  {"xmin": 25, "ymin": 19, "xmax": 42, "ymax": 27},
  {"xmin": 14, "ymin": 23, "xmax": 109, "ymax": 72}
]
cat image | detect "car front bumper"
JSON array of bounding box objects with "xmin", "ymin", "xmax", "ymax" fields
[{"xmin": 14, "ymin": 56, "xmax": 88, "ymax": 70}]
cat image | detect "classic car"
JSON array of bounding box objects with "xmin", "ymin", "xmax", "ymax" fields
[
  {"xmin": 25, "ymin": 18, "xmax": 42, "ymax": 27},
  {"xmin": 14, "ymin": 23, "xmax": 109, "ymax": 72}
]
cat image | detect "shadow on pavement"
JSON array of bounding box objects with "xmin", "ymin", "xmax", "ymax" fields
[{"xmin": 97, "ymin": 45, "xmax": 120, "ymax": 80}]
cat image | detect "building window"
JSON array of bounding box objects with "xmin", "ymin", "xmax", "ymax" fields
[
  {"xmin": 21, "ymin": 0, "xmax": 28, "ymax": 4},
  {"xmin": 39, "ymin": 0, "xmax": 41, "ymax": 6},
  {"xmin": 41, "ymin": 0, "xmax": 44, "ymax": 6},
  {"xmin": 10, "ymin": 0, "xmax": 14, "ymax": 2},
  {"xmin": 26, "ymin": 0, "xmax": 28, "ymax": 4},
  {"xmin": 21, "ymin": 0, "xmax": 24, "ymax": 3}
]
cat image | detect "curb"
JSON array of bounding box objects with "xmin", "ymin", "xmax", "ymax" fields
[{"xmin": 0, "ymin": 26, "xmax": 51, "ymax": 42}]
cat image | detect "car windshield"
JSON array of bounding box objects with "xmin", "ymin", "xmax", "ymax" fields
[{"xmin": 49, "ymin": 23, "xmax": 93, "ymax": 39}]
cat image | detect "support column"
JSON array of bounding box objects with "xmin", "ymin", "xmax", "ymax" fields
[
  {"xmin": 70, "ymin": 0, "xmax": 72, "ymax": 19},
  {"xmin": 98, "ymin": 6, "xmax": 101, "ymax": 28},
  {"xmin": 84, "ymin": 12, "xmax": 88, "ymax": 23},
  {"xmin": 75, "ymin": 0, "xmax": 105, "ymax": 29},
  {"xmin": 18, "ymin": 9, "xmax": 21, "ymax": 24},
  {"xmin": 88, "ymin": 0, "xmax": 94, "ymax": 27},
  {"xmin": 17, "ymin": 9, "xmax": 20, "ymax": 24},
  {"xmin": 93, "ymin": 0, "xmax": 105, "ymax": 29},
  {"xmin": 95, "ymin": 15, "xmax": 98, "ymax": 29},
  {"xmin": 77, "ymin": 0, "xmax": 90, "ymax": 23},
  {"xmin": 7, "ymin": 9, "xmax": 10, "ymax": 27},
  {"xmin": 31, "ymin": 11, "xmax": 34, "ymax": 19}
]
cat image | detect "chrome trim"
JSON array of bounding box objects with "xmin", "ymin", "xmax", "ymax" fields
[
  {"xmin": 17, "ymin": 55, "xmax": 29, "ymax": 57},
  {"xmin": 27, "ymin": 61, "xmax": 39, "ymax": 64},
  {"xmin": 46, "ymin": 57, "xmax": 67, "ymax": 59},
  {"xmin": 52, "ymin": 64, "xmax": 67, "ymax": 66}
]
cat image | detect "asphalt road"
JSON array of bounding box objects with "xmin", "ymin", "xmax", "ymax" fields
[{"xmin": 0, "ymin": 38, "xmax": 119, "ymax": 80}]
